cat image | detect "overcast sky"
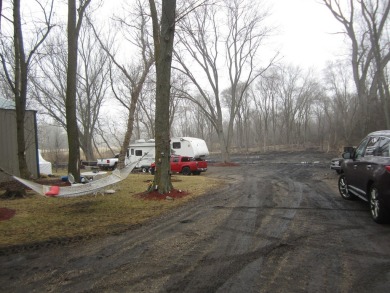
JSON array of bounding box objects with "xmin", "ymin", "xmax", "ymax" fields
[
  {"xmin": 18, "ymin": 0, "xmax": 349, "ymax": 71},
  {"xmin": 269, "ymin": 0, "xmax": 348, "ymax": 69},
  {"xmin": 96, "ymin": 0, "xmax": 348, "ymax": 71}
]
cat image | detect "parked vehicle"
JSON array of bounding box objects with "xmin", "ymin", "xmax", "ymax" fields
[
  {"xmin": 330, "ymin": 157, "xmax": 343, "ymax": 174},
  {"xmin": 150, "ymin": 155, "xmax": 208, "ymax": 175},
  {"xmin": 330, "ymin": 147, "xmax": 354, "ymax": 174},
  {"xmin": 128, "ymin": 139, "xmax": 156, "ymax": 172},
  {"xmin": 338, "ymin": 130, "xmax": 390, "ymax": 223},
  {"xmin": 96, "ymin": 154, "xmax": 120, "ymax": 170},
  {"xmin": 170, "ymin": 137, "xmax": 209, "ymax": 158},
  {"xmin": 128, "ymin": 137, "xmax": 209, "ymax": 172}
]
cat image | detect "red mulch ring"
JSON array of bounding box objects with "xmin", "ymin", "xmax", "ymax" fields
[
  {"xmin": 0, "ymin": 207, "xmax": 16, "ymax": 221},
  {"xmin": 138, "ymin": 189, "xmax": 189, "ymax": 201}
]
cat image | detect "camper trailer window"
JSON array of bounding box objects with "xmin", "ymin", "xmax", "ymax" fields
[
  {"xmin": 131, "ymin": 149, "xmax": 134, "ymax": 155},
  {"xmin": 135, "ymin": 150, "xmax": 142, "ymax": 156},
  {"xmin": 172, "ymin": 142, "xmax": 181, "ymax": 149}
]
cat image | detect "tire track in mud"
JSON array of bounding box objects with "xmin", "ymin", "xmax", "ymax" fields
[
  {"xmin": 161, "ymin": 164, "xmax": 308, "ymax": 292},
  {"xmin": 218, "ymin": 167, "xmax": 307, "ymax": 292},
  {"xmin": 251, "ymin": 165, "xmax": 345, "ymax": 292},
  {"xmin": 2, "ymin": 152, "xmax": 390, "ymax": 292},
  {"xmin": 251, "ymin": 163, "xmax": 390, "ymax": 293},
  {"xmin": 136, "ymin": 158, "xmax": 390, "ymax": 293}
]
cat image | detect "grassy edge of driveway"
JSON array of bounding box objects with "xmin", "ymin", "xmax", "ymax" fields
[{"xmin": 0, "ymin": 173, "xmax": 223, "ymax": 249}]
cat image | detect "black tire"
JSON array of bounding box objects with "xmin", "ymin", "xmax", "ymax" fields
[
  {"xmin": 142, "ymin": 167, "xmax": 149, "ymax": 173},
  {"xmin": 369, "ymin": 185, "xmax": 389, "ymax": 224},
  {"xmin": 182, "ymin": 166, "xmax": 191, "ymax": 176},
  {"xmin": 338, "ymin": 175, "xmax": 355, "ymax": 200},
  {"xmin": 150, "ymin": 167, "xmax": 155, "ymax": 175}
]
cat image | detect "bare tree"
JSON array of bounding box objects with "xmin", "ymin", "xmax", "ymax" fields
[
  {"xmin": 277, "ymin": 65, "xmax": 319, "ymax": 146},
  {"xmin": 30, "ymin": 33, "xmax": 67, "ymax": 128},
  {"xmin": 174, "ymin": 0, "xmax": 275, "ymax": 162},
  {"xmin": 77, "ymin": 25, "xmax": 111, "ymax": 160},
  {"xmin": 0, "ymin": 0, "xmax": 2, "ymax": 30},
  {"xmin": 0, "ymin": 0, "xmax": 54, "ymax": 178},
  {"xmin": 149, "ymin": 0, "xmax": 176, "ymax": 193},
  {"xmin": 323, "ymin": 0, "xmax": 390, "ymax": 132},
  {"xmin": 136, "ymin": 79, "xmax": 156, "ymax": 139},
  {"xmin": 222, "ymin": 82, "xmax": 252, "ymax": 151},
  {"xmin": 94, "ymin": 118, "xmax": 123, "ymax": 157},
  {"xmin": 360, "ymin": 0, "xmax": 390, "ymax": 128},
  {"xmin": 323, "ymin": 60, "xmax": 359, "ymax": 146},
  {"xmin": 31, "ymin": 24, "xmax": 111, "ymax": 161},
  {"xmin": 252, "ymin": 70, "xmax": 279, "ymax": 151},
  {"xmin": 90, "ymin": 0, "xmax": 154, "ymax": 168},
  {"xmin": 66, "ymin": 0, "xmax": 91, "ymax": 182},
  {"xmin": 224, "ymin": 0, "xmax": 273, "ymax": 153}
]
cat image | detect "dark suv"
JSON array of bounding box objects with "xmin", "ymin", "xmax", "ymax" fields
[{"xmin": 338, "ymin": 130, "xmax": 390, "ymax": 223}]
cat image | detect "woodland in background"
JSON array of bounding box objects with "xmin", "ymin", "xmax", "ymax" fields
[{"xmin": 1, "ymin": 0, "xmax": 389, "ymax": 165}]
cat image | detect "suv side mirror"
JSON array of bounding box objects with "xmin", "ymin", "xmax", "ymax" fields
[{"xmin": 342, "ymin": 152, "xmax": 352, "ymax": 159}]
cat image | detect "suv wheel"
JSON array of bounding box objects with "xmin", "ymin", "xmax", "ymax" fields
[
  {"xmin": 338, "ymin": 175, "xmax": 355, "ymax": 200},
  {"xmin": 369, "ymin": 185, "xmax": 388, "ymax": 224}
]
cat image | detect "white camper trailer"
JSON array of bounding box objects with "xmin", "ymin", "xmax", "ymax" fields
[
  {"xmin": 128, "ymin": 139, "xmax": 156, "ymax": 172},
  {"xmin": 170, "ymin": 137, "xmax": 209, "ymax": 158},
  {"xmin": 128, "ymin": 137, "xmax": 209, "ymax": 172}
]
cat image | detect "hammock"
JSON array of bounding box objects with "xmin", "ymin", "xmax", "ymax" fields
[{"xmin": 12, "ymin": 161, "xmax": 137, "ymax": 197}]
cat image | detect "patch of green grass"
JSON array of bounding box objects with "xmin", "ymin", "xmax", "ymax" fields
[{"xmin": 0, "ymin": 173, "xmax": 223, "ymax": 248}]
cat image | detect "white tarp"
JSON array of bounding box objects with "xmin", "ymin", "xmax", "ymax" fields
[{"xmin": 38, "ymin": 149, "xmax": 52, "ymax": 175}]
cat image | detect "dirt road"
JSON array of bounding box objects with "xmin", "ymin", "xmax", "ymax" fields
[{"xmin": 1, "ymin": 151, "xmax": 390, "ymax": 292}]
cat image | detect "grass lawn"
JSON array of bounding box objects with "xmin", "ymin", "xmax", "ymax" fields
[{"xmin": 0, "ymin": 173, "xmax": 223, "ymax": 248}]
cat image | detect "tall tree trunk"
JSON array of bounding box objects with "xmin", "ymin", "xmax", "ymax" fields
[
  {"xmin": 79, "ymin": 131, "xmax": 94, "ymax": 161},
  {"xmin": 66, "ymin": 0, "xmax": 81, "ymax": 181},
  {"xmin": 13, "ymin": 0, "xmax": 30, "ymax": 178},
  {"xmin": 118, "ymin": 91, "xmax": 138, "ymax": 169},
  {"xmin": 218, "ymin": 128, "xmax": 229, "ymax": 163},
  {"xmin": 118, "ymin": 63, "xmax": 153, "ymax": 170},
  {"xmin": 149, "ymin": 0, "xmax": 176, "ymax": 194}
]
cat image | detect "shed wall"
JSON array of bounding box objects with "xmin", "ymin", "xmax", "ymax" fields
[{"xmin": 0, "ymin": 109, "xmax": 38, "ymax": 183}]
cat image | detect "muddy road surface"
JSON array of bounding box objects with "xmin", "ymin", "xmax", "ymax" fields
[{"xmin": 1, "ymin": 151, "xmax": 390, "ymax": 292}]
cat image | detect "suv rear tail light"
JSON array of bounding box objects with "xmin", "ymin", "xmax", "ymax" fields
[{"xmin": 385, "ymin": 166, "xmax": 390, "ymax": 173}]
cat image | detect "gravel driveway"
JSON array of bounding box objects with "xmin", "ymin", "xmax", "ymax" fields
[{"xmin": 1, "ymin": 151, "xmax": 390, "ymax": 292}]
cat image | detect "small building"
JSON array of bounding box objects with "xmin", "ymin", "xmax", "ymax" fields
[{"xmin": 0, "ymin": 98, "xmax": 39, "ymax": 183}]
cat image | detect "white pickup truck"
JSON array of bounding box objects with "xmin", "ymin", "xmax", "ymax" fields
[{"xmin": 96, "ymin": 154, "xmax": 119, "ymax": 170}]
